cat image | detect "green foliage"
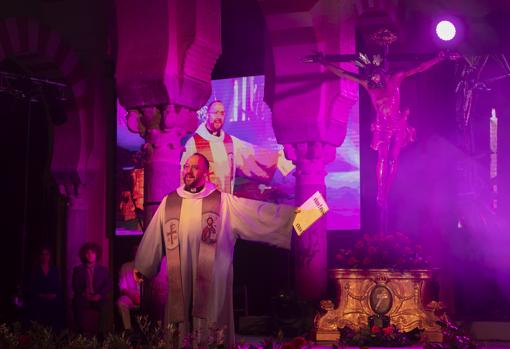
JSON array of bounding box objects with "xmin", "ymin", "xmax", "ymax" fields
[{"xmin": 0, "ymin": 319, "xmax": 311, "ymax": 349}]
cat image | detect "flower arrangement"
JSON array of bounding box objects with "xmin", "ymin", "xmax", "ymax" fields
[
  {"xmin": 334, "ymin": 232, "xmax": 430, "ymax": 270},
  {"xmin": 338, "ymin": 323, "xmax": 422, "ymax": 347}
]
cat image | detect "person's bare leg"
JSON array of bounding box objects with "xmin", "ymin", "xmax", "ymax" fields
[
  {"xmin": 385, "ymin": 139, "xmax": 402, "ymax": 202},
  {"xmin": 117, "ymin": 296, "xmax": 133, "ymax": 330},
  {"xmin": 376, "ymin": 145, "xmax": 390, "ymax": 207}
]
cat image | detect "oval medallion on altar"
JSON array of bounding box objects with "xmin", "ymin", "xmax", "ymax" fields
[{"xmin": 369, "ymin": 285, "xmax": 393, "ymax": 315}]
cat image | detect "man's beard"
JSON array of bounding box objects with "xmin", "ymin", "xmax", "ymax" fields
[
  {"xmin": 184, "ymin": 175, "xmax": 202, "ymax": 192},
  {"xmin": 213, "ymin": 120, "xmax": 223, "ymax": 129},
  {"xmin": 208, "ymin": 119, "xmax": 223, "ymax": 132}
]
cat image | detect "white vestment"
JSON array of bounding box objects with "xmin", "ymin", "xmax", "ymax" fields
[
  {"xmin": 182, "ymin": 123, "xmax": 293, "ymax": 194},
  {"xmin": 117, "ymin": 261, "xmax": 140, "ymax": 330},
  {"xmin": 135, "ymin": 182, "xmax": 295, "ymax": 347},
  {"xmin": 118, "ymin": 261, "xmax": 139, "ymax": 296}
]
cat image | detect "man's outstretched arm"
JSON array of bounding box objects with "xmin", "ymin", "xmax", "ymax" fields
[{"xmin": 226, "ymin": 194, "xmax": 296, "ymax": 249}]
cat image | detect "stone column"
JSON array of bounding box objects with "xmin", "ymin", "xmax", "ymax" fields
[
  {"xmin": 260, "ymin": 0, "xmax": 358, "ymax": 300},
  {"xmin": 285, "ymin": 142, "xmax": 336, "ymax": 299},
  {"xmin": 62, "ymin": 183, "xmax": 89, "ymax": 325},
  {"xmin": 116, "ymin": 0, "xmax": 222, "ymax": 213},
  {"xmin": 125, "ymin": 105, "xmax": 197, "ymax": 222}
]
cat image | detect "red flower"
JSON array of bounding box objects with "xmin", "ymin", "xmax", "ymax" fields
[
  {"xmin": 18, "ymin": 335, "xmax": 31, "ymax": 346},
  {"xmin": 281, "ymin": 343, "xmax": 294, "ymax": 349},
  {"xmin": 371, "ymin": 326, "xmax": 381, "ymax": 334},
  {"xmin": 336, "ymin": 232, "xmax": 430, "ymax": 269},
  {"xmin": 289, "ymin": 336, "xmax": 308, "ymax": 349},
  {"xmin": 355, "ymin": 241, "xmax": 365, "ymax": 249},
  {"xmin": 282, "ymin": 337, "xmax": 308, "ymax": 349},
  {"xmin": 263, "ymin": 338, "xmax": 273, "ymax": 347},
  {"xmin": 347, "ymin": 257, "xmax": 358, "ymax": 266},
  {"xmin": 383, "ymin": 326, "xmax": 394, "ymax": 335}
]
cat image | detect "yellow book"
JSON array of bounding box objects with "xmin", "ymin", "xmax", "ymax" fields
[{"xmin": 293, "ymin": 191, "xmax": 329, "ymax": 236}]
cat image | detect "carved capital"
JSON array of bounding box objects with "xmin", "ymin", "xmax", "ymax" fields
[
  {"xmin": 124, "ymin": 104, "xmax": 197, "ymax": 165},
  {"xmin": 126, "ymin": 104, "xmax": 198, "ymax": 139},
  {"xmin": 162, "ymin": 104, "xmax": 198, "ymax": 134},
  {"xmin": 125, "ymin": 107, "xmax": 161, "ymax": 138},
  {"xmin": 285, "ymin": 141, "xmax": 336, "ymax": 177},
  {"xmin": 58, "ymin": 182, "xmax": 88, "ymax": 209}
]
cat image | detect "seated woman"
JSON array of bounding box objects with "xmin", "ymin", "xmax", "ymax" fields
[
  {"xmin": 72, "ymin": 242, "xmax": 110, "ymax": 335},
  {"xmin": 25, "ymin": 246, "xmax": 64, "ymax": 331}
]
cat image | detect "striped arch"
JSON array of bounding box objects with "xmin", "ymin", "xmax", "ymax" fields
[
  {"xmin": 354, "ymin": 0, "xmax": 398, "ymax": 15},
  {"xmin": 0, "ymin": 17, "xmax": 90, "ymax": 182},
  {"xmin": 352, "ymin": 0, "xmax": 400, "ymax": 46}
]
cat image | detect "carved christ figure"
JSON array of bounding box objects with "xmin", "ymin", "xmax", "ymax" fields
[{"xmin": 320, "ymin": 51, "xmax": 457, "ymax": 206}]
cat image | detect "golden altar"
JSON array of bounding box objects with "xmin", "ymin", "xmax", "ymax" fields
[{"xmin": 315, "ymin": 268, "xmax": 443, "ymax": 342}]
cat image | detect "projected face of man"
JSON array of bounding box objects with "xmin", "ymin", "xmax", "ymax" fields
[
  {"xmin": 182, "ymin": 154, "xmax": 208, "ymax": 191},
  {"xmin": 206, "ymin": 101, "xmax": 225, "ymax": 133}
]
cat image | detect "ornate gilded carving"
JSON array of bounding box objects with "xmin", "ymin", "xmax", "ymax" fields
[{"xmin": 315, "ymin": 269, "xmax": 443, "ymax": 342}]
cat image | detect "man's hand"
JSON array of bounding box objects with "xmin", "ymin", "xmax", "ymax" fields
[{"xmin": 133, "ymin": 268, "xmax": 144, "ymax": 284}]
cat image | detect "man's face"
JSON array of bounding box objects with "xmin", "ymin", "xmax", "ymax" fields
[
  {"xmin": 182, "ymin": 155, "xmax": 208, "ymax": 190},
  {"xmin": 85, "ymin": 249, "xmax": 97, "ymax": 264},
  {"xmin": 40, "ymin": 249, "xmax": 51, "ymax": 265},
  {"xmin": 206, "ymin": 102, "xmax": 225, "ymax": 132}
]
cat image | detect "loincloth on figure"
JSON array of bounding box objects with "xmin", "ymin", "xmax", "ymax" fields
[{"xmin": 370, "ymin": 119, "xmax": 416, "ymax": 151}]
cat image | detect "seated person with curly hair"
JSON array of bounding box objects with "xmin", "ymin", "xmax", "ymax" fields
[{"xmin": 72, "ymin": 242, "xmax": 110, "ymax": 335}]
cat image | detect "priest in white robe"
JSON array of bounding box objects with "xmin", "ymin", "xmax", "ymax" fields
[
  {"xmin": 181, "ymin": 100, "xmax": 294, "ymax": 194},
  {"xmin": 135, "ymin": 153, "xmax": 296, "ymax": 347}
]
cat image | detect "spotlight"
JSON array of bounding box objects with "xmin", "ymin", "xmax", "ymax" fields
[{"xmin": 435, "ymin": 20, "xmax": 456, "ymax": 41}]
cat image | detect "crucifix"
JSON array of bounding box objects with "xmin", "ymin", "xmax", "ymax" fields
[{"xmin": 305, "ymin": 29, "xmax": 459, "ymax": 233}]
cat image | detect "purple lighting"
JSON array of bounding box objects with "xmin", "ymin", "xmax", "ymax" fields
[{"xmin": 435, "ymin": 20, "xmax": 456, "ymax": 41}]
